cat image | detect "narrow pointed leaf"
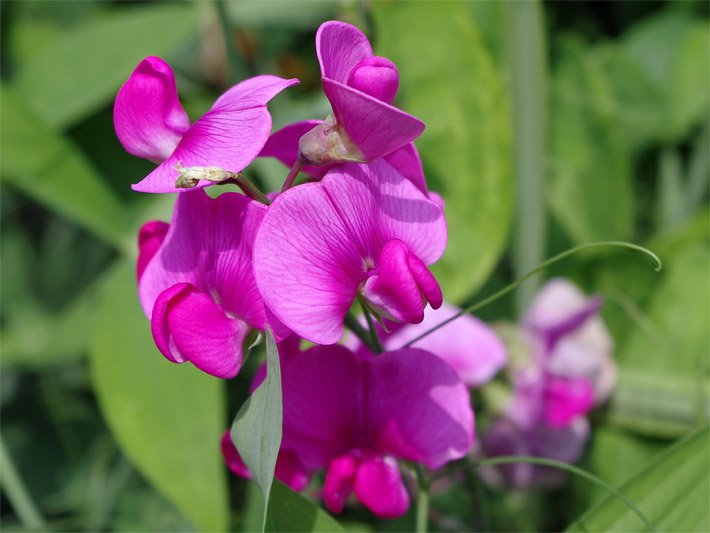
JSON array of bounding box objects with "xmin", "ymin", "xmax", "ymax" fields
[{"xmin": 265, "ymin": 481, "xmax": 343, "ymax": 532}]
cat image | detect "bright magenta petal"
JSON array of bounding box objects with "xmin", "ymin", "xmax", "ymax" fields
[
  {"xmin": 132, "ymin": 76, "xmax": 298, "ymax": 193},
  {"xmin": 353, "ymin": 455, "xmax": 409, "ymax": 518},
  {"xmin": 114, "ymin": 56, "xmax": 190, "ymax": 162},
  {"xmin": 316, "ymin": 21, "xmax": 372, "ymax": 84},
  {"xmin": 254, "ymin": 159, "xmax": 445, "ymax": 344},
  {"xmin": 384, "ymin": 143, "xmax": 427, "ymax": 195},
  {"xmin": 369, "ymin": 349, "xmax": 474, "ymax": 469},
  {"xmin": 385, "ymin": 302, "xmax": 508, "ymax": 387},
  {"xmin": 136, "ymin": 220, "xmax": 169, "ymax": 281},
  {"xmin": 322, "ymin": 78, "xmax": 425, "ymax": 161}
]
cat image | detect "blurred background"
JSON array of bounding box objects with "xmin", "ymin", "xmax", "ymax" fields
[{"xmin": 1, "ymin": 1, "xmax": 708, "ymax": 531}]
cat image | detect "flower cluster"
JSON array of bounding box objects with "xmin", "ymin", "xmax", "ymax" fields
[
  {"xmin": 481, "ymin": 279, "xmax": 615, "ymax": 489},
  {"xmin": 119, "ymin": 21, "xmax": 487, "ymax": 518}
]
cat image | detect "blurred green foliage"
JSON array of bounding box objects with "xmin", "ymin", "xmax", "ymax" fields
[{"xmin": 1, "ymin": 0, "xmax": 708, "ymax": 531}]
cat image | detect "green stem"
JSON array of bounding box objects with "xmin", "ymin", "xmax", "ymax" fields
[
  {"xmin": 471, "ymin": 456, "xmax": 656, "ymax": 532},
  {"xmin": 344, "ymin": 313, "xmax": 380, "ymax": 354},
  {"xmin": 214, "ymin": 0, "xmax": 243, "ymax": 84},
  {"xmin": 415, "ymin": 466, "xmax": 429, "ymax": 533},
  {"xmin": 233, "ymin": 174, "xmax": 271, "ymax": 205},
  {"xmin": 281, "ymin": 159, "xmax": 304, "ymax": 192},
  {"xmin": 360, "ymin": 300, "xmax": 384, "ymax": 354},
  {"xmin": 0, "ymin": 435, "xmax": 47, "ymax": 530},
  {"xmin": 508, "ymin": 0, "xmax": 548, "ymax": 315},
  {"xmin": 402, "ymin": 241, "xmax": 661, "ymax": 348}
]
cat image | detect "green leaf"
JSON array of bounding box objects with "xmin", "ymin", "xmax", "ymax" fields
[
  {"xmin": 90, "ymin": 262, "xmax": 228, "ymax": 532},
  {"xmin": 548, "ymin": 38, "xmax": 634, "ymax": 244},
  {"xmin": 608, "ymin": 240, "xmax": 710, "ymax": 437},
  {"xmin": 567, "ymin": 426, "xmax": 710, "ymax": 532},
  {"xmin": 265, "ymin": 481, "xmax": 343, "ymax": 533},
  {"xmin": 231, "ymin": 329, "xmax": 283, "ymax": 530},
  {"xmin": 225, "ymin": 0, "xmax": 337, "ymax": 30},
  {"xmin": 14, "ymin": 3, "xmax": 197, "ymax": 129},
  {"xmin": 373, "ymin": 1, "xmax": 513, "ymax": 302},
  {"xmin": 0, "ymin": 85, "xmax": 129, "ymax": 250}
]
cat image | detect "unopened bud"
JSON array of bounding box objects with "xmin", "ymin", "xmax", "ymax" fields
[
  {"xmin": 298, "ymin": 115, "xmax": 365, "ymax": 165},
  {"xmin": 174, "ymin": 163, "xmax": 234, "ymax": 188}
]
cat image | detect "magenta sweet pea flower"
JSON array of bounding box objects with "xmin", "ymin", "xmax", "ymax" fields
[
  {"xmin": 137, "ymin": 189, "xmax": 287, "ymax": 379},
  {"xmin": 253, "ymin": 159, "xmax": 446, "ymax": 345},
  {"xmin": 523, "ymin": 278, "xmax": 616, "ymax": 403},
  {"xmin": 347, "ymin": 301, "xmax": 507, "ymax": 387},
  {"xmin": 114, "ymin": 56, "xmax": 298, "ymax": 193},
  {"xmin": 278, "ymin": 345, "xmax": 473, "ymax": 517},
  {"xmin": 294, "ymin": 21, "xmax": 424, "ymax": 165}
]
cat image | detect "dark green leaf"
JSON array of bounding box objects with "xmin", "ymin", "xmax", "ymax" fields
[
  {"xmin": 15, "ymin": 4, "xmax": 197, "ymax": 129},
  {"xmin": 265, "ymin": 481, "xmax": 343, "ymax": 533},
  {"xmin": 567, "ymin": 426, "xmax": 710, "ymax": 532},
  {"xmin": 0, "ymin": 85, "xmax": 129, "ymax": 250},
  {"xmin": 90, "ymin": 262, "xmax": 228, "ymax": 532},
  {"xmin": 231, "ymin": 329, "xmax": 283, "ymax": 530},
  {"xmin": 374, "ymin": 1, "xmax": 513, "ymax": 302}
]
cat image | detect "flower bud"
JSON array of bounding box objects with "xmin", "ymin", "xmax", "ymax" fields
[{"xmin": 347, "ymin": 56, "xmax": 399, "ymax": 104}]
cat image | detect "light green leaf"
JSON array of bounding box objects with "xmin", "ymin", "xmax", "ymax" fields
[
  {"xmin": 265, "ymin": 481, "xmax": 343, "ymax": 533},
  {"xmin": 607, "ymin": 240, "xmax": 710, "ymax": 436},
  {"xmin": 15, "ymin": 3, "xmax": 196, "ymax": 129},
  {"xmin": 567, "ymin": 426, "xmax": 710, "ymax": 532},
  {"xmin": 225, "ymin": 0, "xmax": 337, "ymax": 30},
  {"xmin": 90, "ymin": 262, "xmax": 228, "ymax": 532},
  {"xmin": 549, "ymin": 38, "xmax": 634, "ymax": 244},
  {"xmin": 231, "ymin": 329, "xmax": 283, "ymax": 530},
  {"xmin": 0, "ymin": 85, "xmax": 129, "ymax": 250},
  {"xmin": 374, "ymin": 1, "xmax": 513, "ymax": 302}
]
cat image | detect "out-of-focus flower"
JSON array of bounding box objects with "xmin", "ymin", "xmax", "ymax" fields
[
  {"xmin": 137, "ymin": 190, "xmax": 287, "ymax": 379},
  {"xmin": 254, "ymin": 159, "xmax": 446, "ymax": 345},
  {"xmin": 114, "ymin": 56, "xmax": 297, "ymax": 193},
  {"xmin": 230, "ymin": 344, "xmax": 473, "ymax": 518},
  {"xmin": 292, "ymin": 21, "xmax": 424, "ymax": 166},
  {"xmin": 481, "ymin": 278, "xmax": 614, "ymax": 489}
]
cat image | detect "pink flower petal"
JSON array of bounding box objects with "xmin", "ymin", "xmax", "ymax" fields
[
  {"xmin": 139, "ymin": 189, "xmax": 288, "ymax": 339},
  {"xmin": 323, "ymin": 453, "xmax": 358, "ymax": 514},
  {"xmin": 542, "ymin": 376, "xmax": 595, "ymax": 427},
  {"xmin": 383, "ymin": 142, "xmax": 427, "ymax": 195},
  {"xmin": 136, "ymin": 220, "xmax": 169, "ymax": 281},
  {"xmin": 254, "ymin": 160, "xmax": 445, "ymax": 344},
  {"xmin": 221, "ymin": 431, "xmax": 251, "ymax": 478},
  {"xmin": 132, "ymin": 76, "xmax": 298, "ymax": 193},
  {"xmin": 353, "ymin": 455, "xmax": 409, "ymax": 518},
  {"xmin": 151, "ymin": 283, "xmax": 248, "ymax": 378},
  {"xmin": 384, "ymin": 302, "xmax": 508, "ymax": 387},
  {"xmin": 114, "ymin": 56, "xmax": 190, "ymax": 162},
  {"xmin": 316, "ymin": 21, "xmax": 373, "ymax": 84},
  {"xmin": 346, "ymin": 57, "xmax": 399, "ymax": 104},
  {"xmin": 322, "ymin": 78, "xmax": 425, "ymax": 161},
  {"xmin": 369, "ymin": 348, "xmax": 474, "ymax": 469}
]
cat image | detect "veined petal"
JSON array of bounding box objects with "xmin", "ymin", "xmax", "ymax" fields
[
  {"xmin": 368, "ymin": 348, "xmax": 474, "ymax": 469},
  {"xmin": 316, "ymin": 21, "xmax": 373, "ymax": 84},
  {"xmin": 383, "ymin": 143, "xmax": 427, "ymax": 195},
  {"xmin": 323, "ymin": 453, "xmax": 358, "ymax": 514},
  {"xmin": 139, "ymin": 189, "xmax": 287, "ymax": 338},
  {"xmin": 114, "ymin": 56, "xmax": 190, "ymax": 162},
  {"xmin": 253, "ymin": 160, "xmax": 445, "ymax": 344},
  {"xmin": 132, "ymin": 76, "xmax": 298, "ymax": 193},
  {"xmin": 323, "ymin": 78, "xmax": 425, "ymax": 161},
  {"xmin": 384, "ymin": 302, "xmax": 508, "ymax": 387},
  {"xmin": 353, "ymin": 455, "xmax": 409, "ymax": 518}
]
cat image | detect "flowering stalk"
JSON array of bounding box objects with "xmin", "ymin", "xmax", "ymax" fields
[
  {"xmin": 232, "ymin": 173, "xmax": 271, "ymax": 205},
  {"xmin": 344, "ymin": 313, "xmax": 381, "ymax": 354},
  {"xmin": 281, "ymin": 159, "xmax": 303, "ymax": 192}
]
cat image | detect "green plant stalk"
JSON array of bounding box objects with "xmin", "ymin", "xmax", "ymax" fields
[
  {"xmin": 402, "ymin": 241, "xmax": 661, "ymax": 347},
  {"xmin": 471, "ymin": 456, "xmax": 656, "ymax": 532},
  {"xmin": 214, "ymin": 0, "xmax": 244, "ymax": 84},
  {"xmin": 344, "ymin": 313, "xmax": 381, "ymax": 354},
  {"xmin": 415, "ymin": 466, "xmax": 429, "ymax": 533},
  {"xmin": 360, "ymin": 300, "xmax": 385, "ymax": 354},
  {"xmin": 507, "ymin": 0, "xmax": 548, "ymax": 315},
  {"xmin": 0, "ymin": 435, "xmax": 47, "ymax": 530}
]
